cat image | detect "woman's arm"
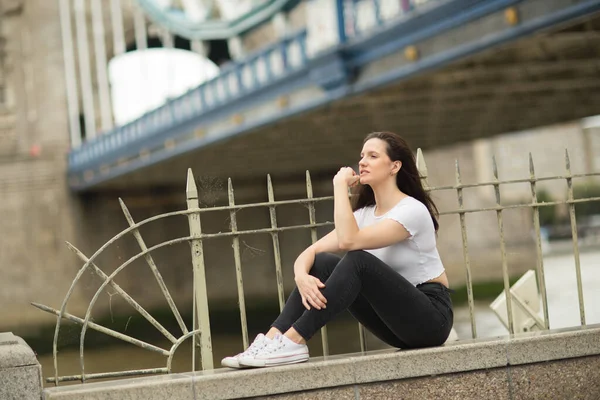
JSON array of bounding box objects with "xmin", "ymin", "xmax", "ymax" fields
[
  {"xmin": 293, "ymin": 229, "xmax": 340, "ymax": 277},
  {"xmin": 293, "ymin": 229, "xmax": 340, "ymax": 310},
  {"xmin": 333, "ymin": 181, "xmax": 360, "ymax": 249},
  {"xmin": 333, "ymin": 168, "xmax": 411, "ymax": 251}
]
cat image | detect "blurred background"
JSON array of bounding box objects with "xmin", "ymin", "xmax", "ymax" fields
[{"xmin": 1, "ymin": 0, "xmax": 599, "ymax": 383}]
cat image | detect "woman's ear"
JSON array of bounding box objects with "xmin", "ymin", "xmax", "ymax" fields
[{"xmin": 393, "ymin": 161, "xmax": 402, "ymax": 174}]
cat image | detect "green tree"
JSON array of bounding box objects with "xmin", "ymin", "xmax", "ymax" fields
[
  {"xmin": 572, "ymin": 181, "xmax": 600, "ymax": 219},
  {"xmin": 535, "ymin": 189, "xmax": 557, "ymax": 226}
]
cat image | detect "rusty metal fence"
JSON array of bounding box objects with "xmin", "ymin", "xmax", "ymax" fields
[{"xmin": 32, "ymin": 149, "xmax": 600, "ymax": 385}]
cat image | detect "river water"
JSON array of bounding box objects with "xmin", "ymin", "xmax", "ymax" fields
[{"xmin": 38, "ymin": 246, "xmax": 600, "ymax": 387}]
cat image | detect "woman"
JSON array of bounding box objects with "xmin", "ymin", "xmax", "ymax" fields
[{"xmin": 222, "ymin": 131, "xmax": 453, "ymax": 368}]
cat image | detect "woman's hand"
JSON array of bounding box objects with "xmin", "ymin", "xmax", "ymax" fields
[
  {"xmin": 294, "ymin": 273, "xmax": 327, "ymax": 310},
  {"xmin": 333, "ymin": 167, "xmax": 360, "ymax": 188}
]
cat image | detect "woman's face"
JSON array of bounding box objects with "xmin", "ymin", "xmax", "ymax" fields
[{"xmin": 358, "ymin": 138, "xmax": 397, "ymax": 185}]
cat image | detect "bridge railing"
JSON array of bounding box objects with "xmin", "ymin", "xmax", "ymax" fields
[
  {"xmin": 68, "ymin": 28, "xmax": 308, "ymax": 173},
  {"xmin": 33, "ymin": 149, "xmax": 600, "ymax": 385},
  {"xmin": 62, "ymin": 0, "xmax": 441, "ymax": 172}
]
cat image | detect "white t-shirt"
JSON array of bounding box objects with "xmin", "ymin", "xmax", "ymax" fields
[{"xmin": 353, "ymin": 196, "xmax": 445, "ymax": 286}]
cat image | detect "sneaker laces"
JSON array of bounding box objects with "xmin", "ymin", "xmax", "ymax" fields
[
  {"xmin": 261, "ymin": 334, "xmax": 286, "ymax": 354},
  {"xmin": 239, "ymin": 335, "xmax": 269, "ymax": 357}
]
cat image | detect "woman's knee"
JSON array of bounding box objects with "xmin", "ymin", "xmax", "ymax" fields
[
  {"xmin": 341, "ymin": 250, "xmax": 372, "ymax": 266},
  {"xmin": 333, "ymin": 250, "xmax": 371, "ymax": 275},
  {"xmin": 309, "ymin": 252, "xmax": 340, "ymax": 279}
]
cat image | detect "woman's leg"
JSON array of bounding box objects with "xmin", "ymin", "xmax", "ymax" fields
[
  {"xmin": 292, "ymin": 250, "xmax": 453, "ymax": 348},
  {"xmin": 272, "ymin": 252, "xmax": 409, "ymax": 348},
  {"xmin": 221, "ymin": 253, "xmax": 342, "ymax": 368},
  {"xmin": 346, "ymin": 293, "xmax": 408, "ymax": 348},
  {"xmin": 270, "ymin": 252, "xmax": 341, "ymax": 334}
]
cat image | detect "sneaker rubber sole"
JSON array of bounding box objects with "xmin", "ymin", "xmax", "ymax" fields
[
  {"xmin": 221, "ymin": 356, "xmax": 244, "ymax": 368},
  {"xmin": 239, "ymin": 352, "xmax": 309, "ymax": 367}
]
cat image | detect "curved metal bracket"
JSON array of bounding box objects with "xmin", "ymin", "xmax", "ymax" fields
[{"xmin": 136, "ymin": 0, "xmax": 301, "ymax": 40}]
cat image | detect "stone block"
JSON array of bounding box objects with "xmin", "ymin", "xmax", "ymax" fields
[{"xmin": 0, "ymin": 332, "xmax": 43, "ymax": 400}]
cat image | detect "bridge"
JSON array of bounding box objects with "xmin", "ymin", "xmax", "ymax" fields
[
  {"xmin": 2, "ymin": 2, "xmax": 600, "ymax": 396},
  {"xmin": 62, "ymin": 0, "xmax": 600, "ymax": 192}
]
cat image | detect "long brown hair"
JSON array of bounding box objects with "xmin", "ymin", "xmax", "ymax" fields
[{"xmin": 352, "ymin": 132, "xmax": 439, "ymax": 231}]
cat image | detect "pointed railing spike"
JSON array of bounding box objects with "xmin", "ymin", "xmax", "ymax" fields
[
  {"xmin": 528, "ymin": 153, "xmax": 535, "ymax": 176},
  {"xmin": 119, "ymin": 198, "xmax": 189, "ymax": 336},
  {"xmin": 186, "ymin": 168, "xmax": 198, "ymax": 200},
  {"xmin": 492, "ymin": 155, "xmax": 499, "ymax": 180},
  {"xmin": 118, "ymin": 198, "xmax": 135, "ymax": 225}
]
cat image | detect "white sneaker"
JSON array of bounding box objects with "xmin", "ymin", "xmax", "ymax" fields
[
  {"xmin": 238, "ymin": 333, "xmax": 309, "ymax": 368},
  {"xmin": 221, "ymin": 334, "xmax": 271, "ymax": 368}
]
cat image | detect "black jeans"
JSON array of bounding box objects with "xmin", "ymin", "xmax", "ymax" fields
[{"xmin": 271, "ymin": 251, "xmax": 453, "ymax": 349}]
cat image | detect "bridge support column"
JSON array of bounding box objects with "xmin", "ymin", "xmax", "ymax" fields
[{"xmin": 306, "ymin": 0, "xmax": 348, "ymax": 57}]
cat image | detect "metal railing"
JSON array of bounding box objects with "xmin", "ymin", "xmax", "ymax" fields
[
  {"xmin": 345, "ymin": 0, "xmax": 439, "ymax": 39},
  {"xmin": 33, "ymin": 148, "xmax": 600, "ymax": 385},
  {"xmin": 68, "ymin": 28, "xmax": 308, "ymax": 172}
]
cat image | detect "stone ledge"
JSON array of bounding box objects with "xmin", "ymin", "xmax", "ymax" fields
[{"xmin": 42, "ymin": 324, "xmax": 600, "ymax": 400}]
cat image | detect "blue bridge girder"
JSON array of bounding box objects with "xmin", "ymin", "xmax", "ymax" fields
[{"xmin": 67, "ymin": 0, "xmax": 600, "ymax": 191}]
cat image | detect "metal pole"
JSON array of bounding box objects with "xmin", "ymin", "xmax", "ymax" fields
[
  {"xmin": 132, "ymin": 0, "xmax": 150, "ymax": 113},
  {"xmin": 191, "ymin": 39, "xmax": 208, "ymax": 56},
  {"xmin": 306, "ymin": 171, "xmax": 330, "ymax": 356},
  {"xmin": 493, "ymin": 156, "xmax": 515, "ymax": 334},
  {"xmin": 228, "ymin": 179, "xmax": 249, "ymax": 350},
  {"xmin": 267, "ymin": 175, "xmax": 286, "ymax": 311},
  {"xmin": 74, "ymin": 0, "xmax": 97, "ymax": 139},
  {"xmin": 91, "ymin": 0, "xmax": 113, "ymax": 131},
  {"xmin": 528, "ymin": 154, "xmax": 550, "ymax": 329},
  {"xmin": 565, "ymin": 150, "xmax": 586, "ymax": 326},
  {"xmin": 133, "ymin": 3, "xmax": 148, "ymax": 51},
  {"xmin": 336, "ymin": 0, "xmax": 348, "ymax": 43},
  {"xmin": 186, "ymin": 169, "xmax": 214, "ymax": 370},
  {"xmin": 58, "ymin": 0, "xmax": 82, "ymax": 147},
  {"xmin": 455, "ymin": 160, "xmax": 477, "ymax": 338},
  {"xmin": 110, "ymin": 0, "xmax": 126, "ymax": 56}
]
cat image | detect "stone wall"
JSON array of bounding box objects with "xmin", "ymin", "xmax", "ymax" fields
[
  {"xmin": 0, "ymin": 0, "xmax": 88, "ymax": 333},
  {"xmin": 39, "ymin": 324, "xmax": 600, "ymax": 399}
]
